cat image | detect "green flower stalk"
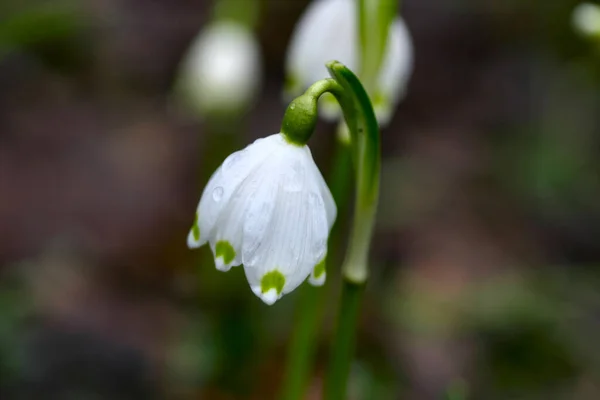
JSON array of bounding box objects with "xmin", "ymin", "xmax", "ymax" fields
[
  {"xmin": 281, "ymin": 62, "xmax": 379, "ymax": 283},
  {"xmin": 280, "ymin": 1, "xmax": 406, "ymax": 398},
  {"xmin": 280, "ymin": 61, "xmax": 380, "ymax": 400}
]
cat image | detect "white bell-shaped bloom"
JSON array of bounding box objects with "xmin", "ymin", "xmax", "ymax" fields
[
  {"xmin": 572, "ymin": 3, "xmax": 600, "ymax": 38},
  {"xmin": 285, "ymin": 0, "xmax": 413, "ymax": 126},
  {"xmin": 187, "ymin": 134, "xmax": 336, "ymax": 305},
  {"xmin": 178, "ymin": 21, "xmax": 262, "ymax": 115}
]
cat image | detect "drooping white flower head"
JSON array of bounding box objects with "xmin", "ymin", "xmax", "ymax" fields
[
  {"xmin": 178, "ymin": 21, "xmax": 262, "ymax": 115},
  {"xmin": 572, "ymin": 2, "xmax": 600, "ymax": 38},
  {"xmin": 285, "ymin": 0, "xmax": 413, "ymax": 126},
  {"xmin": 188, "ymin": 134, "xmax": 336, "ymax": 305}
]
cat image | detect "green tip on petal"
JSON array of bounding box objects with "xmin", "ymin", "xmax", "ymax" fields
[
  {"xmin": 215, "ymin": 240, "xmax": 236, "ymax": 264},
  {"xmin": 192, "ymin": 212, "xmax": 201, "ymax": 241},
  {"xmin": 261, "ymin": 270, "xmax": 286, "ymax": 295},
  {"xmin": 314, "ymin": 258, "xmax": 326, "ymax": 279},
  {"xmin": 372, "ymin": 91, "xmax": 387, "ymax": 108}
]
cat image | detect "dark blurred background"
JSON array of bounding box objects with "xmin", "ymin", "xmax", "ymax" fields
[{"xmin": 1, "ymin": 0, "xmax": 600, "ymax": 399}]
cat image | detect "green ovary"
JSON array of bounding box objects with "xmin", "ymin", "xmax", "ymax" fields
[
  {"xmin": 215, "ymin": 240, "xmax": 236, "ymax": 264},
  {"xmin": 314, "ymin": 258, "xmax": 326, "ymax": 278},
  {"xmin": 192, "ymin": 212, "xmax": 200, "ymax": 241},
  {"xmin": 261, "ymin": 270, "xmax": 286, "ymax": 294}
]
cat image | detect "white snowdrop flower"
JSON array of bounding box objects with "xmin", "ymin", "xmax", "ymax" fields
[
  {"xmin": 572, "ymin": 2, "xmax": 600, "ymax": 38},
  {"xmin": 187, "ymin": 133, "xmax": 336, "ymax": 305},
  {"xmin": 284, "ymin": 0, "xmax": 413, "ymax": 126},
  {"xmin": 178, "ymin": 21, "xmax": 262, "ymax": 115}
]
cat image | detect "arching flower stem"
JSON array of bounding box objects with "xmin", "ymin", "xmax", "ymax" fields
[
  {"xmin": 278, "ymin": 60, "xmax": 380, "ymax": 400},
  {"xmin": 323, "ymin": 61, "xmax": 380, "ymax": 400},
  {"xmin": 281, "ymin": 61, "xmax": 379, "ymax": 284}
]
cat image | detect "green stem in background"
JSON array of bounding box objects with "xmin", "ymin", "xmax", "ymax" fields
[
  {"xmin": 280, "ymin": 284, "xmax": 323, "ymax": 400},
  {"xmin": 358, "ymin": 0, "xmax": 398, "ymax": 92},
  {"xmin": 279, "ymin": 142, "xmax": 353, "ymax": 400},
  {"xmin": 213, "ymin": 0, "xmax": 261, "ymax": 29},
  {"xmin": 324, "ymin": 280, "xmax": 364, "ymax": 400}
]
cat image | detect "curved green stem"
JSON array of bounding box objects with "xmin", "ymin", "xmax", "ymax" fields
[
  {"xmin": 278, "ymin": 61, "xmax": 380, "ymax": 400},
  {"xmin": 326, "ymin": 61, "xmax": 380, "ymax": 284},
  {"xmin": 322, "ymin": 61, "xmax": 380, "ymax": 400}
]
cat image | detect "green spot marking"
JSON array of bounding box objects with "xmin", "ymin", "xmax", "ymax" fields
[
  {"xmin": 261, "ymin": 270, "xmax": 286, "ymax": 294},
  {"xmin": 192, "ymin": 212, "xmax": 200, "ymax": 241},
  {"xmin": 372, "ymin": 91, "xmax": 387, "ymax": 107},
  {"xmin": 215, "ymin": 240, "xmax": 236, "ymax": 264},
  {"xmin": 314, "ymin": 258, "xmax": 326, "ymax": 279}
]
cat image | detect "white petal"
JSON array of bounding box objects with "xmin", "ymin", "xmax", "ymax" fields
[
  {"xmin": 285, "ymin": 0, "xmax": 357, "ymax": 98},
  {"xmin": 308, "ymin": 269, "xmax": 326, "ymax": 286},
  {"xmin": 260, "ymin": 288, "xmax": 279, "ymax": 305},
  {"xmin": 242, "ymin": 143, "xmax": 330, "ymax": 303},
  {"xmin": 304, "ymin": 147, "xmax": 337, "ymax": 230},
  {"xmin": 308, "ymin": 247, "xmax": 327, "ymax": 287},
  {"xmin": 209, "ymin": 153, "xmax": 278, "ymax": 270},
  {"xmin": 187, "ymin": 211, "xmax": 203, "ymax": 248},
  {"xmin": 375, "ymin": 17, "xmax": 414, "ymax": 126},
  {"xmin": 192, "ymin": 134, "xmax": 281, "ymax": 249}
]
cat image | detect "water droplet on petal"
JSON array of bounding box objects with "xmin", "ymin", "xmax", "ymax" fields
[
  {"xmin": 223, "ymin": 152, "xmax": 244, "ymax": 174},
  {"xmin": 212, "ymin": 187, "xmax": 224, "ymax": 201}
]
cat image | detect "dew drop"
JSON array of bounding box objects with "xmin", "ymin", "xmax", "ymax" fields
[
  {"xmin": 223, "ymin": 152, "xmax": 243, "ymax": 174},
  {"xmin": 212, "ymin": 187, "xmax": 224, "ymax": 201},
  {"xmin": 290, "ymin": 103, "xmax": 296, "ymax": 110},
  {"xmin": 249, "ymin": 255, "xmax": 260, "ymax": 266},
  {"xmin": 308, "ymin": 192, "xmax": 319, "ymax": 205}
]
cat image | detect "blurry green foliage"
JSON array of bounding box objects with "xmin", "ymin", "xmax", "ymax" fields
[{"xmin": 0, "ymin": 1, "xmax": 88, "ymax": 71}]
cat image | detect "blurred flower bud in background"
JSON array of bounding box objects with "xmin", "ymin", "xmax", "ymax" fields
[
  {"xmin": 284, "ymin": 0, "xmax": 413, "ymax": 126},
  {"xmin": 572, "ymin": 2, "xmax": 600, "ymax": 38},
  {"xmin": 176, "ymin": 21, "xmax": 262, "ymax": 117}
]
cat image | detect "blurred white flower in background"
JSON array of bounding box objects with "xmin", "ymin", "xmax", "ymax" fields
[
  {"xmin": 177, "ymin": 21, "xmax": 262, "ymax": 116},
  {"xmin": 285, "ymin": 0, "xmax": 413, "ymax": 126},
  {"xmin": 188, "ymin": 133, "xmax": 336, "ymax": 305},
  {"xmin": 572, "ymin": 2, "xmax": 600, "ymax": 38}
]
